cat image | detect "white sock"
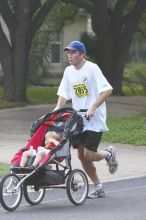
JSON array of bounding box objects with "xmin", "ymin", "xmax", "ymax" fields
[{"xmin": 95, "ymin": 183, "xmax": 102, "ymax": 189}]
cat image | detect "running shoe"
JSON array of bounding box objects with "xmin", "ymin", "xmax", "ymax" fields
[
  {"xmin": 88, "ymin": 186, "xmax": 106, "ymax": 199},
  {"xmin": 106, "ymin": 145, "xmax": 118, "ymax": 174}
]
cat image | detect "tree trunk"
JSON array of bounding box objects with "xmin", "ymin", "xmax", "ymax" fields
[
  {"xmin": 109, "ymin": 52, "xmax": 126, "ymax": 95},
  {"xmin": 96, "ymin": 35, "xmax": 130, "ymax": 95},
  {"xmin": 0, "ymin": 0, "xmax": 31, "ymax": 102},
  {"xmin": 12, "ymin": 1, "xmax": 31, "ymax": 102},
  {"xmin": 0, "ymin": 25, "xmax": 15, "ymax": 100},
  {"xmin": 109, "ymin": 39, "xmax": 132, "ymax": 95},
  {"xmin": 90, "ymin": 0, "xmax": 146, "ymax": 95},
  {"xmin": 90, "ymin": 9, "xmax": 125, "ymax": 94},
  {"xmin": 94, "ymin": 36, "xmax": 132, "ymax": 95},
  {"xmin": 0, "ymin": 0, "xmax": 58, "ymax": 102},
  {"xmin": 1, "ymin": 41, "xmax": 29, "ymax": 102},
  {"xmin": 1, "ymin": 55, "xmax": 15, "ymax": 100}
]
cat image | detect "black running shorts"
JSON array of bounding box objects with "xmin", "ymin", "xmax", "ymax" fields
[{"xmin": 69, "ymin": 130, "xmax": 103, "ymax": 152}]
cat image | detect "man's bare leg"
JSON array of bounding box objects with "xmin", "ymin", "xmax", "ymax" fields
[{"xmin": 78, "ymin": 147, "xmax": 102, "ymax": 184}]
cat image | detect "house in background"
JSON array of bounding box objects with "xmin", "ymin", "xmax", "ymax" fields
[{"xmin": 48, "ymin": 10, "xmax": 93, "ymax": 75}]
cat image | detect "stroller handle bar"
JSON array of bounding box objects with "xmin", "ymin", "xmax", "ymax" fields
[
  {"xmin": 76, "ymin": 109, "xmax": 88, "ymax": 113},
  {"xmin": 51, "ymin": 107, "xmax": 88, "ymax": 113},
  {"xmin": 76, "ymin": 109, "xmax": 90, "ymax": 120}
]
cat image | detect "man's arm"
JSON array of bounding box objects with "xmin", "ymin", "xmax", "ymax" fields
[
  {"xmin": 87, "ymin": 89, "xmax": 112, "ymax": 119},
  {"xmin": 53, "ymin": 96, "xmax": 67, "ymax": 111}
]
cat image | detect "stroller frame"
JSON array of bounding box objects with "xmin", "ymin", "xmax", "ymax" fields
[{"xmin": 0, "ymin": 108, "xmax": 89, "ymax": 211}]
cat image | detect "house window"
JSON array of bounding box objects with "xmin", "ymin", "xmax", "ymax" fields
[{"xmin": 51, "ymin": 32, "xmax": 61, "ymax": 63}]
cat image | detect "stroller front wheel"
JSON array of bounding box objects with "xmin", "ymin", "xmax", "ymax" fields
[
  {"xmin": 0, "ymin": 173, "xmax": 22, "ymax": 211},
  {"xmin": 66, "ymin": 169, "xmax": 89, "ymax": 205},
  {"xmin": 23, "ymin": 185, "xmax": 45, "ymax": 205}
]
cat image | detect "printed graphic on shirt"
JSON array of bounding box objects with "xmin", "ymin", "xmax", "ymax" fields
[
  {"xmin": 73, "ymin": 83, "xmax": 89, "ymax": 97},
  {"xmin": 82, "ymin": 76, "xmax": 88, "ymax": 84}
]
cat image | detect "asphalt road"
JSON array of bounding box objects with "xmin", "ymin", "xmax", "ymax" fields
[{"xmin": 0, "ymin": 176, "xmax": 146, "ymax": 220}]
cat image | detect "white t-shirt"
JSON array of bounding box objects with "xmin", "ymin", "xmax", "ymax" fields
[{"xmin": 57, "ymin": 61, "xmax": 113, "ymax": 132}]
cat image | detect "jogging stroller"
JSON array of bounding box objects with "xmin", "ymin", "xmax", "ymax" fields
[{"xmin": 0, "ymin": 108, "xmax": 89, "ymax": 211}]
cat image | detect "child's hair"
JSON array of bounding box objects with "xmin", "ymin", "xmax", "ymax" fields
[{"xmin": 45, "ymin": 131, "xmax": 61, "ymax": 141}]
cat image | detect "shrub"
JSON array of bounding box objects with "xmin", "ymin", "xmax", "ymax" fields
[{"xmin": 124, "ymin": 62, "xmax": 146, "ymax": 95}]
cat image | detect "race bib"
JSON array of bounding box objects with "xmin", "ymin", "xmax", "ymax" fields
[{"xmin": 73, "ymin": 83, "xmax": 89, "ymax": 97}]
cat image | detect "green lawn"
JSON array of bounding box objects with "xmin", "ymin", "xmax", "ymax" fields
[
  {"xmin": 27, "ymin": 86, "xmax": 58, "ymax": 104},
  {"xmin": 0, "ymin": 86, "xmax": 58, "ymax": 108},
  {"xmin": 103, "ymin": 114, "xmax": 146, "ymax": 146},
  {"xmin": 0, "ymin": 162, "xmax": 10, "ymax": 177}
]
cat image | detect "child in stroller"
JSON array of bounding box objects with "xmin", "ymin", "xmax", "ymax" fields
[
  {"xmin": 20, "ymin": 131, "xmax": 62, "ymax": 168},
  {"xmin": 0, "ymin": 108, "xmax": 89, "ymax": 211}
]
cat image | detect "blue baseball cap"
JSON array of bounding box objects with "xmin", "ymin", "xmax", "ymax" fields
[{"xmin": 64, "ymin": 41, "xmax": 86, "ymax": 53}]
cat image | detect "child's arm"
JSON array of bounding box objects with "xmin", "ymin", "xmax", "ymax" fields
[{"xmin": 48, "ymin": 138, "xmax": 60, "ymax": 146}]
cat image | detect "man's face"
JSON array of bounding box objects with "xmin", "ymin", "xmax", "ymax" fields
[{"xmin": 66, "ymin": 50, "xmax": 84, "ymax": 66}]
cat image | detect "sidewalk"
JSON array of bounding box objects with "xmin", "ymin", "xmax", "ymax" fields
[
  {"xmin": 0, "ymin": 96, "xmax": 146, "ymax": 182},
  {"xmin": 107, "ymin": 95, "xmax": 146, "ymax": 116}
]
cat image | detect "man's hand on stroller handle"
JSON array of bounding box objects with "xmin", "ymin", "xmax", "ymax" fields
[
  {"xmin": 86, "ymin": 106, "xmax": 97, "ymax": 120},
  {"xmin": 77, "ymin": 109, "xmax": 90, "ymax": 120},
  {"xmin": 77, "ymin": 107, "xmax": 96, "ymax": 120}
]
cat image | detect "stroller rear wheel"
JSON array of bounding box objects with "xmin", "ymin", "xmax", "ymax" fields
[
  {"xmin": 66, "ymin": 169, "xmax": 89, "ymax": 205},
  {"xmin": 0, "ymin": 173, "xmax": 22, "ymax": 211},
  {"xmin": 23, "ymin": 185, "xmax": 45, "ymax": 205}
]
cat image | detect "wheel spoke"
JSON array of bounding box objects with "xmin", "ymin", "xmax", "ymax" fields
[
  {"xmin": 0, "ymin": 174, "xmax": 22, "ymax": 211},
  {"xmin": 23, "ymin": 185, "xmax": 45, "ymax": 205},
  {"xmin": 66, "ymin": 169, "xmax": 88, "ymax": 205}
]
